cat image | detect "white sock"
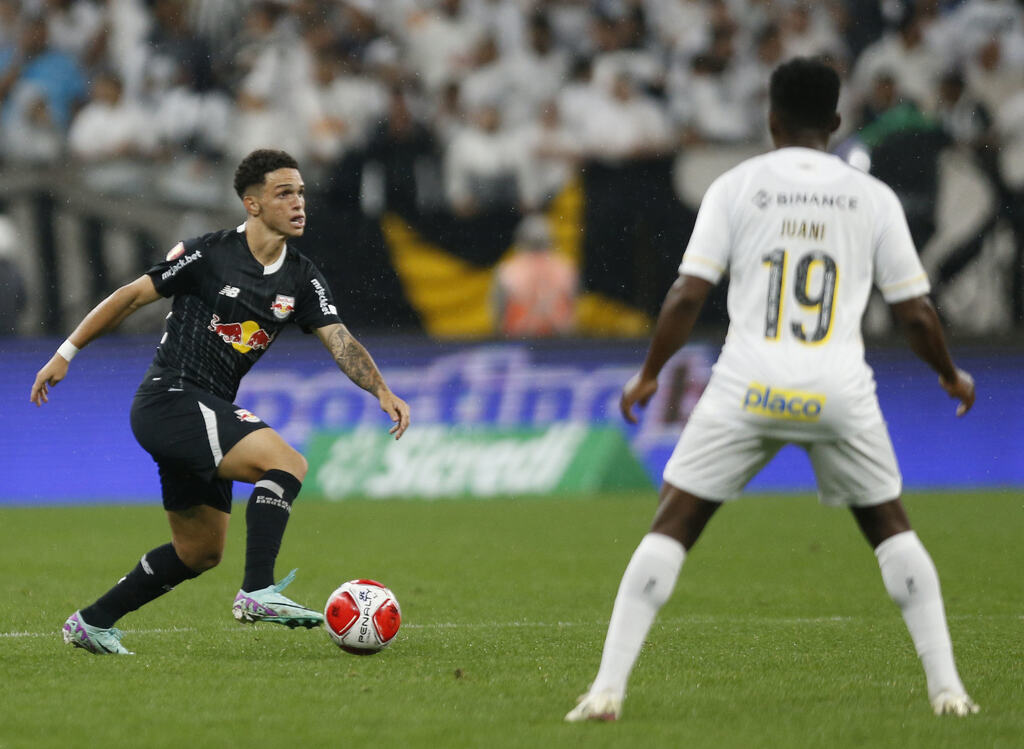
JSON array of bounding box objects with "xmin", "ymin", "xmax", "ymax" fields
[
  {"xmin": 590, "ymin": 533, "xmax": 686, "ymax": 698},
  {"xmin": 874, "ymin": 530, "xmax": 966, "ymax": 699}
]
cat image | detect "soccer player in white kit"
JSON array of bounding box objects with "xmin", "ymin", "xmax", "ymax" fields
[{"xmin": 566, "ymin": 58, "xmax": 979, "ymax": 722}]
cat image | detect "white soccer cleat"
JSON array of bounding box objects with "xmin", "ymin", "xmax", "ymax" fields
[
  {"xmin": 564, "ymin": 690, "xmax": 623, "ymax": 722},
  {"xmin": 931, "ymin": 691, "xmax": 980, "ymax": 716},
  {"xmin": 232, "ymin": 569, "xmax": 323, "ymax": 629},
  {"xmin": 62, "ymin": 611, "xmax": 134, "ymax": 655}
]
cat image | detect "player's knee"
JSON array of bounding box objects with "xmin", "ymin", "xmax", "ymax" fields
[
  {"xmin": 191, "ymin": 547, "xmax": 224, "ymax": 572},
  {"xmin": 175, "ymin": 543, "xmax": 224, "ymax": 572},
  {"xmin": 273, "ymin": 447, "xmax": 307, "ymax": 482},
  {"xmin": 292, "ymin": 451, "xmax": 308, "ymax": 482}
]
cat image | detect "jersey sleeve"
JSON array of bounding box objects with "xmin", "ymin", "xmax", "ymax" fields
[
  {"xmin": 872, "ymin": 186, "xmax": 931, "ymax": 303},
  {"xmin": 144, "ymin": 236, "xmax": 209, "ymax": 297},
  {"xmin": 678, "ymin": 174, "xmax": 732, "ymax": 284},
  {"xmin": 293, "ymin": 259, "xmax": 344, "ymax": 332}
]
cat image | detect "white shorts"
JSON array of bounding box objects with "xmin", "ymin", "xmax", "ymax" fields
[{"xmin": 662, "ymin": 416, "xmax": 902, "ymax": 507}]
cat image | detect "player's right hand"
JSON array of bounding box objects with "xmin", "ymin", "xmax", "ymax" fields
[
  {"xmin": 620, "ymin": 372, "xmax": 658, "ymax": 425},
  {"xmin": 378, "ymin": 390, "xmax": 411, "ymax": 440},
  {"xmin": 30, "ymin": 354, "xmax": 69, "ymax": 407},
  {"xmin": 938, "ymin": 367, "xmax": 975, "ymax": 417}
]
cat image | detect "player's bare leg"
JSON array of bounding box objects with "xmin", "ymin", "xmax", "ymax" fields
[
  {"xmin": 217, "ymin": 428, "xmax": 308, "ymax": 484},
  {"xmin": 567, "ymin": 484, "xmax": 720, "ymax": 722},
  {"xmin": 168, "ymin": 504, "xmax": 230, "ymax": 572},
  {"xmin": 219, "ymin": 428, "xmax": 322, "ymax": 627},
  {"xmin": 852, "ymin": 498, "xmax": 979, "ymax": 716}
]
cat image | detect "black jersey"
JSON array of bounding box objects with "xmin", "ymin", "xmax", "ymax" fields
[{"xmin": 138, "ymin": 225, "xmax": 342, "ymax": 401}]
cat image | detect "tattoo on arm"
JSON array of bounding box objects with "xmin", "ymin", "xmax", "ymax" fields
[{"xmin": 326, "ymin": 326, "xmax": 386, "ymax": 395}]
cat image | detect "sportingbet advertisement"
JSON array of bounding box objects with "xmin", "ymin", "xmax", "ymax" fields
[{"xmin": 3, "ymin": 335, "xmax": 1022, "ymax": 504}]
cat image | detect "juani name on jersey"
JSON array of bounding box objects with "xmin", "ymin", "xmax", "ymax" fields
[{"xmin": 780, "ymin": 219, "xmax": 826, "ymax": 242}]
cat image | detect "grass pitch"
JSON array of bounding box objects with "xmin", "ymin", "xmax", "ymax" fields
[{"xmin": 1, "ymin": 490, "xmax": 1021, "ymax": 749}]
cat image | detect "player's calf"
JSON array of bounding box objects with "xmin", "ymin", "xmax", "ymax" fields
[{"xmin": 874, "ymin": 531, "xmax": 977, "ymax": 715}]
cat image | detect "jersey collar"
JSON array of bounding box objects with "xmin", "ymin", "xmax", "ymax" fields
[{"xmin": 236, "ymin": 223, "xmax": 288, "ymax": 275}]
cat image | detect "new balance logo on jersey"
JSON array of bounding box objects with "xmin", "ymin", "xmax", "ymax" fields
[
  {"xmin": 219, "ymin": 285, "xmax": 240, "ymax": 298},
  {"xmin": 743, "ymin": 383, "xmax": 825, "ymax": 422}
]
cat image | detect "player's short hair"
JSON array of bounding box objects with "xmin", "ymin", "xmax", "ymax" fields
[
  {"xmin": 769, "ymin": 57, "xmax": 840, "ymax": 132},
  {"xmin": 233, "ymin": 149, "xmax": 300, "ymax": 198}
]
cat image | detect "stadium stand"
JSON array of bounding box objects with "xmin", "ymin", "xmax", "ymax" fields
[{"xmin": 0, "ymin": 0, "xmax": 1021, "ymax": 337}]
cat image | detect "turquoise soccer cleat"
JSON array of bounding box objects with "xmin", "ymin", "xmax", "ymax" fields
[
  {"xmin": 62, "ymin": 611, "xmax": 134, "ymax": 655},
  {"xmin": 232, "ymin": 569, "xmax": 324, "ymax": 629}
]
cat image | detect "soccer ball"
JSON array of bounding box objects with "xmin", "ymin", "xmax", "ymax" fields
[{"xmin": 324, "ymin": 579, "xmax": 402, "ymax": 655}]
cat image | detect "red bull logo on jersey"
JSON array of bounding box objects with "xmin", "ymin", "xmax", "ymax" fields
[
  {"xmin": 742, "ymin": 383, "xmax": 825, "ymax": 422},
  {"xmin": 208, "ymin": 314, "xmax": 275, "ymax": 354},
  {"xmin": 271, "ymin": 294, "xmax": 295, "ymax": 320}
]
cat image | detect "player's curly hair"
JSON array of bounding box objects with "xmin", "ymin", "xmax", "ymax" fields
[
  {"xmin": 769, "ymin": 57, "xmax": 840, "ymax": 132},
  {"xmin": 233, "ymin": 149, "xmax": 300, "ymax": 198}
]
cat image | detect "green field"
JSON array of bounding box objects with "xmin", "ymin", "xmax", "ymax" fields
[{"xmin": 1, "ymin": 490, "xmax": 1021, "ymax": 748}]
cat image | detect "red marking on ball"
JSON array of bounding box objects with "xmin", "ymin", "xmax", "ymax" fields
[
  {"xmin": 325, "ymin": 591, "xmax": 359, "ymax": 635},
  {"xmin": 374, "ymin": 599, "xmax": 401, "ymax": 643}
]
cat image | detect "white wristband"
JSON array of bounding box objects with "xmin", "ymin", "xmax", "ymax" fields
[{"xmin": 57, "ymin": 339, "xmax": 79, "ymax": 362}]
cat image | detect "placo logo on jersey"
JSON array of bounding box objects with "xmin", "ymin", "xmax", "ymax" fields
[
  {"xmin": 234, "ymin": 408, "xmax": 262, "ymax": 423},
  {"xmin": 742, "ymin": 383, "xmax": 825, "ymax": 422},
  {"xmin": 271, "ymin": 294, "xmax": 295, "ymax": 320},
  {"xmin": 208, "ymin": 314, "xmax": 274, "ymax": 354},
  {"xmin": 161, "ymin": 249, "xmax": 202, "ymax": 280}
]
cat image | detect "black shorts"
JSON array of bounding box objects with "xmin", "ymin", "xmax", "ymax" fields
[{"xmin": 130, "ymin": 387, "xmax": 270, "ymax": 513}]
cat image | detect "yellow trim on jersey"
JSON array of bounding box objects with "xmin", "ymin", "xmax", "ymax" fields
[
  {"xmin": 682, "ymin": 254, "xmax": 726, "ymax": 274},
  {"xmin": 881, "ymin": 273, "xmax": 929, "ymax": 293}
]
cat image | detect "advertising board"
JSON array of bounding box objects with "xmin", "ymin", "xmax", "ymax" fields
[{"xmin": 3, "ymin": 335, "xmax": 1021, "ymax": 504}]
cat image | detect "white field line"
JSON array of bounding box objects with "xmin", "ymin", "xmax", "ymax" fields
[{"xmin": 2, "ymin": 614, "xmax": 1014, "ymax": 639}]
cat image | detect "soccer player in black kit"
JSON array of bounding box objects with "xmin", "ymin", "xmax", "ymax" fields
[{"xmin": 30, "ymin": 149, "xmax": 411, "ymax": 655}]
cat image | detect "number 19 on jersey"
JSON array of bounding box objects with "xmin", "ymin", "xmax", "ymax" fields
[{"xmin": 762, "ymin": 249, "xmax": 838, "ymax": 344}]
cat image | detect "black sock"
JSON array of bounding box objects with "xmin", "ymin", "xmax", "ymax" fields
[
  {"xmin": 242, "ymin": 469, "xmax": 302, "ymax": 592},
  {"xmin": 81, "ymin": 544, "xmax": 200, "ymax": 629}
]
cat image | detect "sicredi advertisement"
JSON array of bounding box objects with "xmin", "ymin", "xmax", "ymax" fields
[{"xmin": 4, "ymin": 336, "xmax": 1021, "ymax": 503}]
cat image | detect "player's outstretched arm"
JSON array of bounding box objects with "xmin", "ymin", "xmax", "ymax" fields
[
  {"xmin": 315, "ymin": 323, "xmax": 410, "ymax": 439},
  {"xmin": 30, "ymin": 275, "xmax": 162, "ymax": 407},
  {"xmin": 891, "ymin": 295, "xmax": 975, "ymax": 417},
  {"xmin": 621, "ymin": 274, "xmax": 713, "ymax": 424}
]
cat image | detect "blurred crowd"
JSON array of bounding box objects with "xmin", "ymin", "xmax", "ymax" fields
[
  {"xmin": 0, "ymin": 0, "xmax": 1022, "ymax": 338},
  {"xmin": 0, "ymin": 0, "xmax": 1020, "ymax": 212}
]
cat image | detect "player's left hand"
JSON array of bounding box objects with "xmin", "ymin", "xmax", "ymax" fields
[
  {"xmin": 379, "ymin": 390, "xmax": 411, "ymax": 439},
  {"xmin": 620, "ymin": 372, "xmax": 658, "ymax": 425},
  {"xmin": 30, "ymin": 354, "xmax": 69, "ymax": 407},
  {"xmin": 939, "ymin": 367, "xmax": 975, "ymax": 417}
]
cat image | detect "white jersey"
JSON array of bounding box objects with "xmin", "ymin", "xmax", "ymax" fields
[{"xmin": 680, "ymin": 147, "xmax": 930, "ymax": 440}]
